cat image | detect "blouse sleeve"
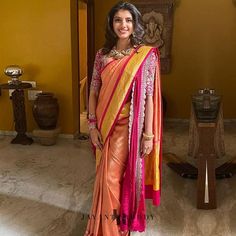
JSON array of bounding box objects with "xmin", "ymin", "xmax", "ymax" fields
[
  {"xmin": 145, "ymin": 51, "xmax": 157, "ymax": 96},
  {"xmin": 90, "ymin": 49, "xmax": 104, "ymax": 93}
]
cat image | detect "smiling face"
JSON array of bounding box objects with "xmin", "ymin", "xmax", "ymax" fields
[{"xmin": 112, "ymin": 9, "xmax": 134, "ymax": 40}]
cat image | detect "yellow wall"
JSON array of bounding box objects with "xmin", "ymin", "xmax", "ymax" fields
[
  {"xmin": 94, "ymin": 0, "xmax": 118, "ymax": 51},
  {"xmin": 79, "ymin": 1, "xmax": 87, "ymax": 81},
  {"xmin": 0, "ymin": 0, "xmax": 77, "ymax": 134},
  {"xmin": 95, "ymin": 0, "xmax": 236, "ymax": 118},
  {"xmin": 79, "ymin": 1, "xmax": 87, "ymax": 113}
]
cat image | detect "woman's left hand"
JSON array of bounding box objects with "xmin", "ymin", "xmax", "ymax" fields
[{"xmin": 141, "ymin": 137, "xmax": 153, "ymax": 158}]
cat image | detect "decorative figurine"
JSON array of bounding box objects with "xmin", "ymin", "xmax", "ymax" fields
[{"xmin": 4, "ymin": 65, "xmax": 23, "ymax": 85}]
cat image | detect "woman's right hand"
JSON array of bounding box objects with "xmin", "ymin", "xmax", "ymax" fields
[{"xmin": 90, "ymin": 128, "xmax": 103, "ymax": 151}]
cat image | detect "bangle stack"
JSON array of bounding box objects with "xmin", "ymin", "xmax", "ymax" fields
[
  {"xmin": 88, "ymin": 113, "xmax": 97, "ymax": 131},
  {"xmin": 143, "ymin": 132, "xmax": 154, "ymax": 141}
]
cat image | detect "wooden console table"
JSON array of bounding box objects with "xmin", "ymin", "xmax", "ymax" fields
[{"xmin": 0, "ymin": 82, "xmax": 33, "ymax": 145}]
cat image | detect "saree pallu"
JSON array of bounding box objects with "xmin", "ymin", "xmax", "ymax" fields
[
  {"xmin": 120, "ymin": 47, "xmax": 162, "ymax": 232},
  {"xmin": 85, "ymin": 46, "xmax": 162, "ymax": 235}
]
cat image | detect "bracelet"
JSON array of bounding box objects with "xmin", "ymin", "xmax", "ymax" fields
[
  {"xmin": 88, "ymin": 122, "xmax": 97, "ymax": 131},
  {"xmin": 88, "ymin": 118, "xmax": 97, "ymax": 127},
  {"xmin": 88, "ymin": 113, "xmax": 96, "ymax": 119},
  {"xmin": 143, "ymin": 132, "xmax": 154, "ymax": 140},
  {"xmin": 88, "ymin": 118, "xmax": 97, "ymax": 123}
]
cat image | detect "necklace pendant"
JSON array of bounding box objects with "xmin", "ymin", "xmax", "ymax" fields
[{"xmin": 109, "ymin": 47, "xmax": 132, "ymax": 60}]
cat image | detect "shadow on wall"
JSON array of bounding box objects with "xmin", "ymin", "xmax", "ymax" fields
[
  {"xmin": 174, "ymin": 0, "xmax": 181, "ymax": 7},
  {"xmin": 23, "ymin": 64, "xmax": 41, "ymax": 80}
]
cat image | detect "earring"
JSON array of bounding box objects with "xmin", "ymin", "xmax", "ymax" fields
[{"xmin": 132, "ymin": 32, "xmax": 136, "ymax": 38}]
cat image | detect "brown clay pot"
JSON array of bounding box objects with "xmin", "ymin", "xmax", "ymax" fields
[{"xmin": 33, "ymin": 92, "xmax": 59, "ymax": 130}]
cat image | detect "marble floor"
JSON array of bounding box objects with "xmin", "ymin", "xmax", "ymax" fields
[{"xmin": 0, "ymin": 120, "xmax": 236, "ymax": 236}]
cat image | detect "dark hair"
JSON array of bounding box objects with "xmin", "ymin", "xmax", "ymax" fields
[{"xmin": 102, "ymin": 1, "xmax": 144, "ymax": 54}]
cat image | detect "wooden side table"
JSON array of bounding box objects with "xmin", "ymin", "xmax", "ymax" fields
[
  {"xmin": 189, "ymin": 104, "xmax": 224, "ymax": 209},
  {"xmin": 165, "ymin": 89, "xmax": 236, "ymax": 209},
  {"xmin": 0, "ymin": 83, "xmax": 33, "ymax": 145}
]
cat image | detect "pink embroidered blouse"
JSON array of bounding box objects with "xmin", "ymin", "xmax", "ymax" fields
[{"xmin": 90, "ymin": 49, "xmax": 157, "ymax": 96}]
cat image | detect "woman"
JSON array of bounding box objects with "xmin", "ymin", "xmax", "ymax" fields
[{"xmin": 85, "ymin": 2, "xmax": 162, "ymax": 235}]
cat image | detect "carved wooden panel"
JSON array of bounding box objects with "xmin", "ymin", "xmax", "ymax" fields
[{"xmin": 132, "ymin": 0, "xmax": 175, "ymax": 73}]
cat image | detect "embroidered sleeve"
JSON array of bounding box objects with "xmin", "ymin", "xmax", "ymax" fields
[
  {"xmin": 90, "ymin": 49, "xmax": 104, "ymax": 92},
  {"xmin": 145, "ymin": 51, "xmax": 157, "ymax": 96}
]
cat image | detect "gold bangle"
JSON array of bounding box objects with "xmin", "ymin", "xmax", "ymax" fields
[
  {"xmin": 143, "ymin": 132, "xmax": 154, "ymax": 138},
  {"xmin": 143, "ymin": 132, "xmax": 154, "ymax": 140}
]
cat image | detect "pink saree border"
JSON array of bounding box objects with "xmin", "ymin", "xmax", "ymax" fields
[
  {"xmin": 157, "ymin": 49, "xmax": 163, "ymax": 195},
  {"xmin": 145, "ymin": 185, "xmax": 160, "ymax": 206},
  {"xmin": 120, "ymin": 64, "xmax": 144, "ymax": 232},
  {"xmin": 120, "ymin": 48, "xmax": 158, "ymax": 232}
]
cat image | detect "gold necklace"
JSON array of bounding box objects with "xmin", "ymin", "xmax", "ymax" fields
[{"xmin": 108, "ymin": 47, "xmax": 133, "ymax": 60}]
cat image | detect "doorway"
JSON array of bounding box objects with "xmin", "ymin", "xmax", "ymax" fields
[
  {"xmin": 78, "ymin": 1, "xmax": 87, "ymax": 114},
  {"xmin": 77, "ymin": 0, "xmax": 95, "ymax": 135}
]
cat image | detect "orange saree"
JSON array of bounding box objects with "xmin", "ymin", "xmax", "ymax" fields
[{"xmin": 85, "ymin": 45, "xmax": 162, "ymax": 235}]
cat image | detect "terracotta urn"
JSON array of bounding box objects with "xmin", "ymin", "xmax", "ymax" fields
[{"xmin": 33, "ymin": 92, "xmax": 59, "ymax": 130}]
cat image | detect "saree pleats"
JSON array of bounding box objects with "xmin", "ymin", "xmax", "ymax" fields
[{"xmin": 85, "ymin": 104, "xmax": 130, "ymax": 236}]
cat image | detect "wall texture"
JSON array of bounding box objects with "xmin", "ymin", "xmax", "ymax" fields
[{"xmin": 94, "ymin": 0, "xmax": 236, "ymax": 118}]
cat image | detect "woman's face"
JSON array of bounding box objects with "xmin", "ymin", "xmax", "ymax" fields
[{"xmin": 113, "ymin": 9, "xmax": 134, "ymax": 40}]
